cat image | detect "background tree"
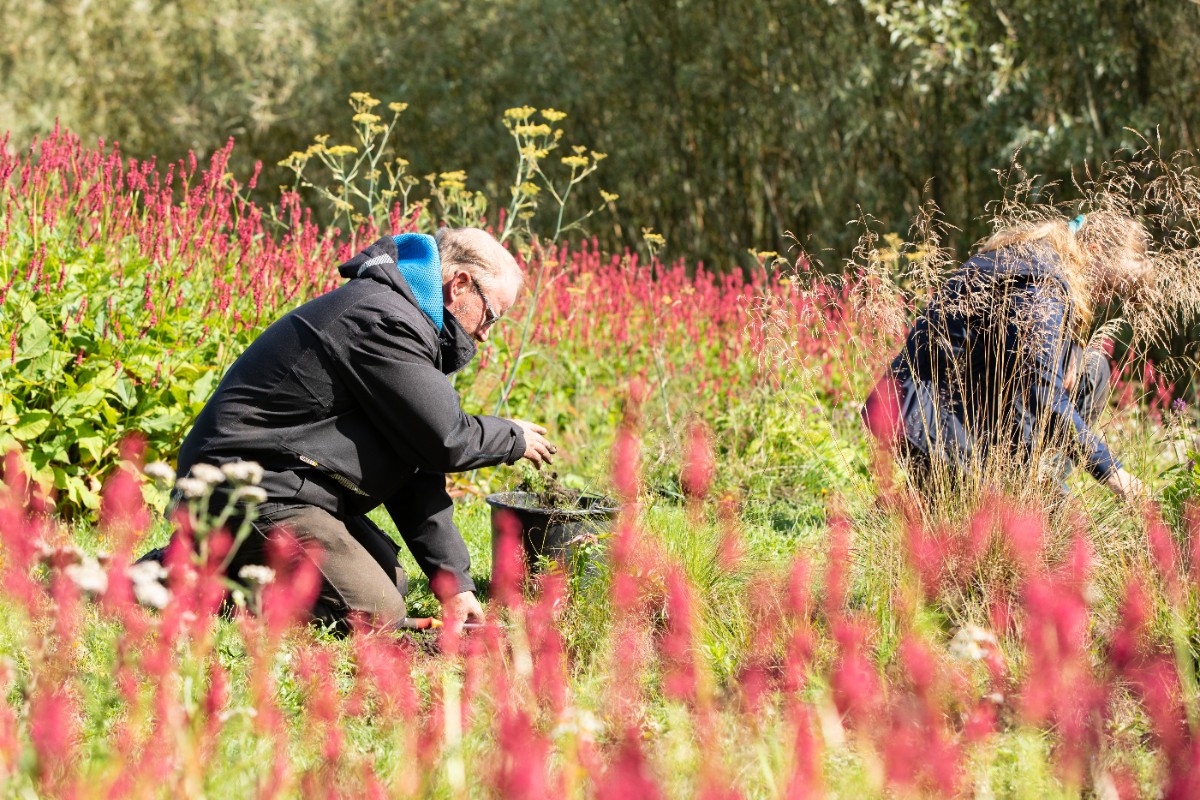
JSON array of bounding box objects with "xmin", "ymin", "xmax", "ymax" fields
[{"xmin": 2, "ymin": 0, "xmax": 1198, "ymax": 267}]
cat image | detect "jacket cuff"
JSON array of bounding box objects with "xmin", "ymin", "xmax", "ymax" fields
[
  {"xmin": 506, "ymin": 423, "xmax": 526, "ymax": 465},
  {"xmin": 1084, "ymin": 445, "xmax": 1120, "ymax": 483}
]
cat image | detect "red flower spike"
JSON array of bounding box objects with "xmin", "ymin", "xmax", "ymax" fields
[
  {"xmin": 862, "ymin": 374, "xmax": 903, "ymax": 446},
  {"xmin": 681, "ymin": 422, "xmax": 715, "ymax": 500},
  {"xmin": 490, "ymin": 511, "xmax": 525, "ymax": 607},
  {"xmin": 611, "ymin": 426, "xmax": 641, "ymax": 503},
  {"xmin": 1002, "ymin": 511, "xmax": 1046, "ymax": 574},
  {"xmin": 660, "ymin": 568, "xmax": 700, "ymax": 703},
  {"xmin": 594, "ymin": 728, "xmax": 664, "ymax": 800},
  {"xmin": 262, "ymin": 531, "xmax": 324, "ymax": 636}
]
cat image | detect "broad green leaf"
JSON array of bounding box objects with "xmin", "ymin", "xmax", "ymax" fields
[
  {"xmin": 45, "ymin": 436, "xmax": 71, "ymax": 463},
  {"xmin": 21, "ymin": 349, "xmax": 71, "ymax": 382},
  {"xmin": 138, "ymin": 409, "xmax": 187, "ymax": 434},
  {"xmin": 73, "ymin": 477, "xmax": 100, "ymax": 510},
  {"xmin": 111, "ymin": 374, "xmax": 138, "ymax": 409},
  {"xmin": 70, "ymin": 422, "xmax": 106, "ymax": 463},
  {"xmin": 100, "ymin": 403, "xmax": 120, "ymax": 426},
  {"xmin": 17, "ymin": 315, "xmax": 53, "ymax": 361},
  {"xmin": 54, "ymin": 383, "xmax": 108, "ymax": 417},
  {"xmin": 188, "ymin": 368, "xmax": 217, "ymax": 405},
  {"xmin": 9, "ymin": 411, "xmax": 52, "ymax": 442}
]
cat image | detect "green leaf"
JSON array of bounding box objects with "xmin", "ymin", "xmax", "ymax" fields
[
  {"xmin": 17, "ymin": 315, "xmax": 54, "ymax": 361},
  {"xmin": 45, "ymin": 435, "xmax": 71, "ymax": 462},
  {"xmin": 189, "ymin": 368, "xmax": 217, "ymax": 405},
  {"xmin": 73, "ymin": 477, "xmax": 100, "ymax": 510},
  {"xmin": 21, "ymin": 349, "xmax": 71, "ymax": 382},
  {"xmin": 71, "ymin": 422, "xmax": 105, "ymax": 464},
  {"xmin": 138, "ymin": 409, "xmax": 187, "ymax": 434},
  {"xmin": 112, "ymin": 374, "xmax": 138, "ymax": 409},
  {"xmin": 9, "ymin": 411, "xmax": 52, "ymax": 442},
  {"xmin": 100, "ymin": 403, "xmax": 120, "ymax": 426},
  {"xmin": 54, "ymin": 382, "xmax": 108, "ymax": 417}
]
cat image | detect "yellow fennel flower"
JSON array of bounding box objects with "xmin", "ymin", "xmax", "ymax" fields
[{"xmin": 504, "ymin": 106, "xmax": 536, "ymax": 121}]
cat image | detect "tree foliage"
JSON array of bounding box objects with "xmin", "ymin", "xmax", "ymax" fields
[{"xmin": 3, "ymin": 0, "xmax": 1199, "ymax": 265}]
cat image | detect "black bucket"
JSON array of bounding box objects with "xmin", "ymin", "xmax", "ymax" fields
[{"xmin": 485, "ymin": 491, "xmax": 619, "ymax": 566}]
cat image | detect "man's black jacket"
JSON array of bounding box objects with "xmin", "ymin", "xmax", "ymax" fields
[{"xmin": 177, "ymin": 235, "xmax": 525, "ymax": 595}]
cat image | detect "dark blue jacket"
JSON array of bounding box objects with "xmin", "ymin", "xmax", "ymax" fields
[{"xmin": 883, "ymin": 246, "xmax": 1118, "ymax": 481}]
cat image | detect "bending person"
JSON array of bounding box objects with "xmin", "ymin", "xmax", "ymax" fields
[
  {"xmin": 164, "ymin": 228, "xmax": 555, "ymax": 632},
  {"xmin": 866, "ymin": 212, "xmax": 1151, "ymax": 500}
]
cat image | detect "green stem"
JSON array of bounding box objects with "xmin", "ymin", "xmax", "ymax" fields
[
  {"xmin": 492, "ymin": 242, "xmax": 549, "ymax": 416},
  {"xmin": 1170, "ymin": 603, "xmax": 1200, "ymax": 733},
  {"xmin": 650, "ymin": 337, "xmax": 676, "ymax": 442},
  {"xmin": 500, "ymin": 151, "xmax": 528, "ymax": 245}
]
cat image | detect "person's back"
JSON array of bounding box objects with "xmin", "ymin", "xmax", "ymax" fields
[
  {"xmin": 892, "ymin": 245, "xmax": 1077, "ymax": 471},
  {"xmin": 872, "ymin": 211, "xmax": 1152, "ymax": 500}
]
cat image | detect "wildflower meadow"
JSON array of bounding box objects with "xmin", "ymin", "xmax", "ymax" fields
[{"xmin": 1, "ymin": 98, "xmax": 1200, "ymax": 800}]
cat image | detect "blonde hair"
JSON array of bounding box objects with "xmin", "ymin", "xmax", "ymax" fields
[
  {"xmin": 977, "ymin": 211, "xmax": 1151, "ymax": 334},
  {"xmin": 435, "ymin": 227, "xmax": 524, "ymax": 293}
]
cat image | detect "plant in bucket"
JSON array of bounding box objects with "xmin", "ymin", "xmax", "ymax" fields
[{"xmin": 485, "ymin": 470, "xmax": 619, "ymax": 573}]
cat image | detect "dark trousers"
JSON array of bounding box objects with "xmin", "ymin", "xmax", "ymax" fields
[{"xmin": 227, "ymin": 505, "xmax": 409, "ymax": 629}]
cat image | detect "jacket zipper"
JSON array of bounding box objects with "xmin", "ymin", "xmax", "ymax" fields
[{"xmin": 297, "ymin": 454, "xmax": 370, "ymax": 497}]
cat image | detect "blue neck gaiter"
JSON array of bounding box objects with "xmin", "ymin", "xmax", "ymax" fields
[{"xmin": 392, "ymin": 233, "xmax": 444, "ymax": 331}]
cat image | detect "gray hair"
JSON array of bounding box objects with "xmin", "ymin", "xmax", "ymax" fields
[{"xmin": 435, "ymin": 227, "xmax": 524, "ymax": 293}]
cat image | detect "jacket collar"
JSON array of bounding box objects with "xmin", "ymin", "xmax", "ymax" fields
[
  {"xmin": 337, "ymin": 236, "xmax": 477, "ymax": 375},
  {"xmin": 338, "ymin": 235, "xmax": 413, "ymax": 296},
  {"xmin": 439, "ymin": 311, "xmax": 478, "ymax": 375}
]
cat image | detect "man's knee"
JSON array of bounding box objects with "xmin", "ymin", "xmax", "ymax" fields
[
  {"xmin": 344, "ymin": 514, "xmax": 409, "ymax": 597},
  {"xmin": 260, "ymin": 506, "xmax": 409, "ymax": 628}
]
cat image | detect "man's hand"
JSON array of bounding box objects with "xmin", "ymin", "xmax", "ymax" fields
[
  {"xmin": 1106, "ymin": 468, "xmax": 1147, "ymax": 502},
  {"xmin": 512, "ymin": 419, "xmax": 557, "ymax": 468},
  {"xmin": 441, "ymin": 591, "xmax": 485, "ymax": 634}
]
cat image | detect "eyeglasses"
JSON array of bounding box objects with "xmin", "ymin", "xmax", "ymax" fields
[{"xmin": 471, "ymin": 279, "xmax": 502, "ymax": 330}]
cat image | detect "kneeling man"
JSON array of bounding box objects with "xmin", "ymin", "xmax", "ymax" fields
[{"xmin": 173, "ymin": 227, "xmax": 555, "ymax": 632}]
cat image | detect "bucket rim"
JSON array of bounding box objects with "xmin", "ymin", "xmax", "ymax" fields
[{"xmin": 484, "ymin": 490, "xmax": 620, "ymax": 517}]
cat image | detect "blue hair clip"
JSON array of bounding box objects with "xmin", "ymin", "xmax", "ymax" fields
[{"xmin": 1068, "ymin": 214, "xmax": 1086, "ymax": 234}]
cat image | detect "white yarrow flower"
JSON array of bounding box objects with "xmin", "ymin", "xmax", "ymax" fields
[
  {"xmin": 127, "ymin": 561, "xmax": 170, "ymax": 610},
  {"xmin": 234, "ymin": 486, "xmax": 268, "ymax": 505},
  {"xmin": 948, "ymin": 624, "xmax": 997, "ymax": 662},
  {"xmin": 188, "ymin": 463, "xmax": 226, "ymax": 486},
  {"xmin": 127, "ymin": 560, "xmax": 168, "ymax": 583},
  {"xmin": 132, "ymin": 577, "xmax": 171, "ymax": 610},
  {"xmin": 221, "ymin": 461, "xmax": 264, "ymax": 485},
  {"xmin": 143, "ymin": 461, "xmax": 177, "ymax": 488},
  {"xmin": 174, "ymin": 477, "xmax": 210, "ymax": 499},
  {"xmin": 238, "ymin": 564, "xmax": 276, "ymax": 587},
  {"xmin": 65, "ymin": 558, "xmax": 109, "ymax": 596}
]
